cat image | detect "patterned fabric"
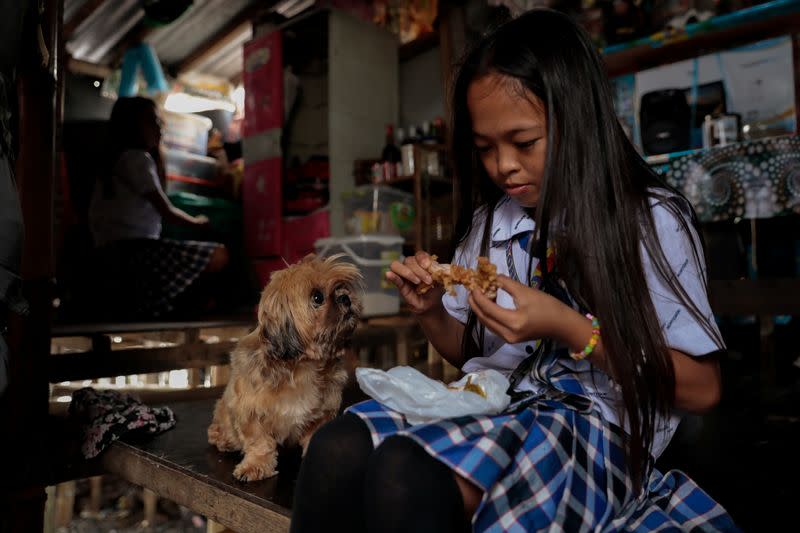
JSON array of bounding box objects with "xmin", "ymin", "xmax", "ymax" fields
[
  {"xmin": 68, "ymin": 387, "xmax": 176, "ymax": 459},
  {"xmin": 657, "ymin": 135, "xmax": 800, "ymax": 221},
  {"xmin": 94, "ymin": 237, "xmax": 216, "ymax": 318},
  {"xmin": 347, "ymin": 398, "xmax": 740, "ymax": 532}
]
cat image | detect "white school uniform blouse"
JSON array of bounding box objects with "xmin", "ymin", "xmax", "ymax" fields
[{"xmin": 442, "ymin": 194, "xmax": 723, "ymax": 458}]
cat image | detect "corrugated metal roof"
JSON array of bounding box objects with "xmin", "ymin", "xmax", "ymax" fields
[
  {"xmin": 185, "ymin": 22, "xmax": 253, "ymax": 81},
  {"xmin": 65, "ymin": 0, "xmax": 267, "ymax": 78},
  {"xmin": 146, "ymin": 0, "xmax": 256, "ymax": 65},
  {"xmin": 66, "ymin": 0, "xmax": 144, "ymax": 64}
]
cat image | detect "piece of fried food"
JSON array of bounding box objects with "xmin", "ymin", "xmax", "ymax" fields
[{"xmin": 416, "ymin": 256, "xmax": 498, "ymax": 300}]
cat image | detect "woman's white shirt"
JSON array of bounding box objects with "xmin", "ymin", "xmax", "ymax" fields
[{"xmin": 89, "ymin": 150, "xmax": 163, "ymax": 247}]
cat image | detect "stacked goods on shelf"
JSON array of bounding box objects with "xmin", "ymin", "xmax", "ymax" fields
[{"xmin": 161, "ymin": 110, "xmax": 244, "ymax": 246}]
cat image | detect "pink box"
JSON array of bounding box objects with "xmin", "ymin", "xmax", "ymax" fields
[
  {"xmin": 243, "ymin": 31, "xmax": 283, "ymax": 137},
  {"xmin": 253, "ymin": 257, "xmax": 287, "ymax": 289},
  {"xmin": 243, "ymin": 158, "xmax": 282, "ymax": 257},
  {"xmin": 282, "ymin": 209, "xmax": 331, "ymax": 264}
]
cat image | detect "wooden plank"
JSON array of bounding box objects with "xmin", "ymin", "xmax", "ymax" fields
[
  {"xmin": 708, "ymin": 279, "xmax": 800, "ymax": 316},
  {"xmin": 66, "ymin": 57, "xmax": 113, "ymax": 79},
  {"xmin": 101, "ymin": 446, "xmax": 290, "ymax": 533},
  {"xmin": 52, "ymin": 318, "xmax": 253, "ymax": 337},
  {"xmin": 4, "ymin": 0, "xmax": 62, "ymax": 529},
  {"xmin": 99, "ymin": 399, "xmax": 293, "ymax": 533},
  {"xmin": 48, "ymin": 342, "xmax": 235, "ymax": 382},
  {"xmin": 49, "ymin": 386, "xmax": 226, "ymax": 416},
  {"xmin": 604, "ymin": 13, "xmax": 800, "ymax": 77}
]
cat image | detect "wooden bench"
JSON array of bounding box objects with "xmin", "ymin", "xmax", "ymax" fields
[
  {"xmin": 50, "ymin": 318, "xmax": 254, "ymax": 384},
  {"xmin": 46, "ymin": 315, "xmax": 440, "ymax": 531},
  {"xmin": 100, "ymin": 398, "xmax": 295, "ymax": 532},
  {"xmin": 46, "ymin": 317, "xmax": 255, "ymax": 528}
]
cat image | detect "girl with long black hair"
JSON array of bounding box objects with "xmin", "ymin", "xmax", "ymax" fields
[{"xmin": 291, "ymin": 9, "xmax": 738, "ymax": 532}]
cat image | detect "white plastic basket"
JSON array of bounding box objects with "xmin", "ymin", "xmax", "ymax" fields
[{"xmin": 315, "ymin": 235, "xmax": 404, "ymax": 317}]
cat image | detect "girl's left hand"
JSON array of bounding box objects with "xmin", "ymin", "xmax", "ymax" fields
[{"xmin": 468, "ymin": 275, "xmax": 570, "ymax": 344}]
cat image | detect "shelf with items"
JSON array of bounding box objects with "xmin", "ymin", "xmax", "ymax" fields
[
  {"xmin": 355, "ymin": 142, "xmax": 456, "ymax": 259},
  {"xmin": 396, "ymin": 143, "xmax": 455, "ymax": 260},
  {"xmin": 602, "ymin": 0, "xmax": 800, "ymax": 77}
]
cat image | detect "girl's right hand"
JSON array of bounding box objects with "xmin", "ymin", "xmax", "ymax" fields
[{"xmin": 386, "ymin": 251, "xmax": 444, "ymax": 315}]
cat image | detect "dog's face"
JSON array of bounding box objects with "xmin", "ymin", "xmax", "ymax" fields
[{"xmin": 257, "ymin": 254, "xmax": 363, "ymax": 361}]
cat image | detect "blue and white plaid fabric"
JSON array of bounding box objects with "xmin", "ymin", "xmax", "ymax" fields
[{"xmin": 347, "ymin": 395, "xmax": 740, "ymax": 532}]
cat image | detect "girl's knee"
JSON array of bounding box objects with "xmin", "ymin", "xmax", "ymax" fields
[
  {"xmin": 367, "ymin": 435, "xmax": 427, "ymax": 477},
  {"xmin": 305, "ymin": 413, "xmax": 373, "ymax": 465}
]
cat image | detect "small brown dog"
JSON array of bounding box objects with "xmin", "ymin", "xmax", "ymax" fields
[{"xmin": 208, "ymin": 254, "xmax": 362, "ymax": 481}]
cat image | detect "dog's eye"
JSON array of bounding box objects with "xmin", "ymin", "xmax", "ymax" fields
[{"xmin": 311, "ymin": 289, "xmax": 324, "ymax": 306}]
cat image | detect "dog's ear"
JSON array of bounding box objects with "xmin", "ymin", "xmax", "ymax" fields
[{"xmin": 263, "ymin": 315, "xmax": 304, "ymax": 360}]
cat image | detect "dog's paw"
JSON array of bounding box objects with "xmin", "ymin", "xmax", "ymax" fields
[
  {"xmin": 208, "ymin": 424, "xmax": 238, "ymax": 452},
  {"xmin": 233, "ymin": 457, "xmax": 278, "ymax": 482}
]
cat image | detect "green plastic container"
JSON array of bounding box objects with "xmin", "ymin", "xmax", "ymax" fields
[{"xmin": 162, "ymin": 192, "xmax": 242, "ymax": 244}]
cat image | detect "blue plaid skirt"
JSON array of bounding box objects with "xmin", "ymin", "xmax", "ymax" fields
[{"xmin": 347, "ymin": 398, "xmax": 740, "ymax": 532}]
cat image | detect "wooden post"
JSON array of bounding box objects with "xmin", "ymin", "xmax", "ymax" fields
[
  {"xmin": 87, "ymin": 475, "xmax": 103, "ymax": 516},
  {"xmin": 2, "ymin": 0, "xmax": 62, "ymax": 530},
  {"xmin": 142, "ymin": 488, "xmax": 158, "ymax": 527},
  {"xmin": 53, "ymin": 481, "xmax": 76, "ymax": 528},
  {"xmin": 210, "ymin": 364, "xmax": 231, "ymax": 386},
  {"xmin": 185, "ymin": 328, "xmax": 203, "ymax": 387},
  {"xmin": 437, "ymin": 0, "xmax": 467, "ymax": 112}
]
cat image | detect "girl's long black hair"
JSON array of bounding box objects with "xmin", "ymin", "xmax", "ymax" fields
[
  {"xmin": 450, "ymin": 9, "xmax": 723, "ymax": 488},
  {"xmin": 102, "ymin": 96, "xmax": 166, "ymax": 198}
]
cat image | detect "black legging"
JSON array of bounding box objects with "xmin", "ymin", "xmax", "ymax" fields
[{"xmin": 290, "ymin": 413, "xmax": 470, "ymax": 533}]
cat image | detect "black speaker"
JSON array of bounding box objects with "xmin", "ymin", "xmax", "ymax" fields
[{"xmin": 639, "ymin": 89, "xmax": 691, "ymax": 156}]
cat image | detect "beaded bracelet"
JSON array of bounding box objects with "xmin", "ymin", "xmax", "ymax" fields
[{"xmin": 570, "ymin": 313, "xmax": 600, "ymax": 361}]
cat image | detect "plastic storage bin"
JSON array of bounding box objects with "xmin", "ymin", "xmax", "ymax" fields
[
  {"xmin": 166, "ymin": 175, "xmax": 224, "ymax": 197},
  {"xmin": 164, "ymin": 148, "xmax": 219, "ymax": 180},
  {"xmin": 162, "ymin": 111, "xmax": 213, "ymax": 155},
  {"xmin": 162, "ymin": 192, "xmax": 242, "ymax": 244},
  {"xmin": 342, "ymin": 185, "xmax": 415, "ymax": 237},
  {"xmin": 315, "ymin": 235, "xmax": 403, "ymax": 317}
]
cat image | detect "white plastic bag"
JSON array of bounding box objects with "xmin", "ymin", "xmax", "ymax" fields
[{"xmin": 355, "ymin": 366, "xmax": 511, "ymax": 425}]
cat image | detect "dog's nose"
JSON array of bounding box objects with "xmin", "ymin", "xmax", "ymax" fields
[{"xmin": 336, "ymin": 294, "xmax": 351, "ymax": 308}]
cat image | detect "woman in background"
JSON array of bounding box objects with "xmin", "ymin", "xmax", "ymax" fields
[{"xmin": 89, "ymin": 96, "xmax": 228, "ymax": 319}]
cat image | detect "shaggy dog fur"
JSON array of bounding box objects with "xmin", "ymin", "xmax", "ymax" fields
[{"xmin": 208, "ymin": 255, "xmax": 362, "ymax": 481}]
